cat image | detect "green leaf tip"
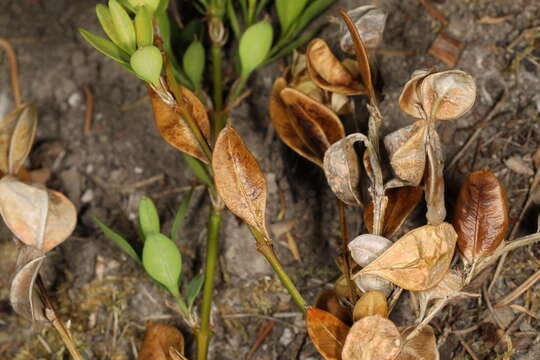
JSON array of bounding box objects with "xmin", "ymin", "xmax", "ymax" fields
[
  {"xmin": 182, "ymin": 40, "xmax": 205, "ymax": 88},
  {"xmin": 92, "ymin": 215, "xmax": 140, "ymax": 263},
  {"xmin": 109, "ymin": 0, "xmax": 137, "ymax": 54},
  {"xmin": 130, "ymin": 45, "xmax": 163, "ymax": 86},
  {"xmin": 79, "ymin": 28, "xmax": 130, "ymax": 65},
  {"xmin": 138, "ymin": 197, "xmax": 160, "ymax": 238}
]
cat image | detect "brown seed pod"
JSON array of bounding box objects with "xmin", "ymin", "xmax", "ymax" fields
[
  {"xmin": 348, "ymin": 234, "xmax": 392, "ymax": 267},
  {"xmin": 139, "ymin": 321, "xmax": 185, "ymax": 360},
  {"xmin": 354, "ymin": 273, "xmax": 393, "ymax": 297},
  {"xmin": 306, "ymin": 38, "xmax": 366, "ymax": 95},
  {"xmin": 453, "ymin": 169, "xmax": 509, "ymax": 264},
  {"xmin": 398, "ymin": 70, "xmax": 432, "ymax": 119},
  {"xmin": 342, "ymin": 315, "xmax": 401, "ymax": 360},
  {"xmin": 353, "ymin": 291, "xmax": 388, "ymax": 321}
]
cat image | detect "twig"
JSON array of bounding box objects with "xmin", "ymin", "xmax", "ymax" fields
[
  {"xmin": 404, "ymin": 298, "xmax": 449, "ymax": 345},
  {"xmin": 483, "ymin": 282, "xmax": 505, "ymax": 329},
  {"xmin": 246, "ymin": 320, "xmax": 275, "ymax": 360},
  {"xmin": 494, "ymin": 269, "xmax": 540, "ymax": 308},
  {"xmin": 0, "ymin": 38, "xmax": 22, "ymax": 107},
  {"xmin": 388, "ymin": 287, "xmax": 403, "ymax": 315},
  {"xmin": 83, "ymin": 86, "xmax": 93, "ymax": 134},
  {"xmin": 418, "ymin": 0, "xmax": 448, "ymax": 25},
  {"xmin": 456, "ymin": 333, "xmax": 480, "ymax": 360}
]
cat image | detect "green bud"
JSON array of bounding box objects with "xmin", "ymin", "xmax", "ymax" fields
[
  {"xmin": 239, "ymin": 21, "xmax": 274, "ymax": 78},
  {"xmin": 182, "ymin": 40, "xmax": 205, "ymax": 88},
  {"xmin": 134, "ymin": 6, "xmax": 154, "ymax": 47},
  {"xmin": 276, "ymin": 0, "xmax": 308, "ymax": 32},
  {"xmin": 109, "ymin": 0, "xmax": 137, "ymax": 54},
  {"xmin": 130, "ymin": 45, "xmax": 162, "ymax": 86},
  {"xmin": 138, "ymin": 197, "xmax": 160, "ymax": 238},
  {"xmin": 79, "ymin": 29, "xmax": 130, "ymax": 65},
  {"xmin": 128, "ymin": 0, "xmax": 160, "ymax": 12},
  {"xmin": 143, "ymin": 233, "xmax": 182, "ymax": 296}
]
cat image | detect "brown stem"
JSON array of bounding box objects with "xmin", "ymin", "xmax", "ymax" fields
[
  {"xmin": 0, "ymin": 39, "xmax": 22, "ymax": 107},
  {"xmin": 337, "ymin": 200, "xmax": 356, "ymax": 303}
]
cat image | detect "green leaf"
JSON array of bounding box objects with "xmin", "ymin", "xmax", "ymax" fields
[
  {"xmin": 138, "ymin": 197, "xmax": 160, "ymax": 238},
  {"xmin": 266, "ymin": 26, "xmax": 324, "ymax": 65},
  {"xmin": 134, "ymin": 6, "xmax": 154, "ymax": 47},
  {"xmin": 239, "ymin": 21, "xmax": 274, "ymax": 77},
  {"xmin": 79, "ymin": 29, "xmax": 130, "ymax": 66},
  {"xmin": 143, "ymin": 233, "xmax": 182, "ymax": 296},
  {"xmin": 182, "ymin": 40, "xmax": 205, "ymax": 88},
  {"xmin": 109, "ymin": 0, "xmax": 137, "ymax": 54},
  {"xmin": 92, "ymin": 215, "xmax": 140, "ymax": 263},
  {"xmin": 156, "ymin": 0, "xmax": 170, "ymax": 14},
  {"xmin": 227, "ymin": 0, "xmax": 241, "ymax": 38},
  {"xmin": 127, "ymin": 0, "xmax": 160, "ymax": 12},
  {"xmin": 96, "ymin": 4, "xmax": 124, "ymax": 50},
  {"xmin": 292, "ymin": 0, "xmax": 334, "ymax": 36},
  {"xmin": 182, "ymin": 153, "xmax": 214, "ymax": 189},
  {"xmin": 130, "ymin": 45, "xmax": 163, "ymax": 86},
  {"xmin": 171, "ymin": 188, "xmax": 194, "ymax": 241},
  {"xmin": 117, "ymin": 0, "xmax": 136, "ymax": 12},
  {"xmin": 185, "ymin": 274, "xmax": 204, "ymax": 310},
  {"xmin": 276, "ymin": 0, "xmax": 308, "ymax": 33}
]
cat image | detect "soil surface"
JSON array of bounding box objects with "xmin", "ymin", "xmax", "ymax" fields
[{"xmin": 1, "ymin": 0, "xmax": 540, "ymax": 359}]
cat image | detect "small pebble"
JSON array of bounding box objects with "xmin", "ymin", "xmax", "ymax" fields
[
  {"xmin": 81, "ymin": 189, "xmax": 94, "ymax": 203},
  {"xmin": 68, "ymin": 91, "xmax": 82, "ymax": 108},
  {"xmin": 135, "ymin": 166, "xmax": 143, "ymax": 174},
  {"xmin": 279, "ymin": 328, "xmax": 294, "ymax": 346}
]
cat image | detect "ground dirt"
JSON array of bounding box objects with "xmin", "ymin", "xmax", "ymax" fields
[{"xmin": 0, "ymin": 0, "xmax": 539, "ymax": 359}]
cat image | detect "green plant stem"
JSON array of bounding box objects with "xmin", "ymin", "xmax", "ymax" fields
[
  {"xmin": 173, "ymin": 292, "xmax": 190, "ymax": 317},
  {"xmin": 248, "ymin": 226, "xmax": 307, "ymax": 313},
  {"xmin": 196, "ymin": 206, "xmax": 222, "ymax": 360}
]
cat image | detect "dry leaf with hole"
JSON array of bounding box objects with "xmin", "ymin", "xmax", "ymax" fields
[
  {"xmin": 213, "ymin": 125, "xmax": 269, "ymax": 238},
  {"xmin": 10, "ymin": 245, "xmax": 47, "ymax": 321},
  {"xmin": 384, "ymin": 121, "xmax": 427, "ymax": 186},
  {"xmin": 138, "ymin": 321, "xmax": 185, "ymax": 360},
  {"xmin": 340, "ymin": 6, "xmax": 387, "ymax": 53},
  {"xmin": 148, "ymin": 85, "xmax": 210, "ymax": 164},
  {"xmin": 348, "ymin": 234, "xmax": 392, "ymax": 267},
  {"xmin": 323, "ymin": 135, "xmax": 362, "ymax": 205},
  {"xmin": 353, "ymin": 291, "xmax": 388, "ymax": 321},
  {"xmin": 397, "ymin": 325, "xmax": 439, "ymax": 360},
  {"xmin": 364, "ymin": 186, "xmax": 423, "ymax": 238},
  {"xmin": 413, "ymin": 269, "xmax": 464, "ymax": 320},
  {"xmin": 315, "ymin": 289, "xmax": 352, "ymax": 325},
  {"xmin": 0, "ymin": 177, "xmax": 77, "ymax": 251},
  {"xmin": 453, "ymin": 169, "xmax": 509, "ymax": 264},
  {"xmin": 425, "ymin": 126, "xmax": 446, "ymax": 225},
  {"xmin": 353, "ymin": 223, "xmax": 457, "ymax": 291},
  {"xmin": 342, "ymin": 315, "xmax": 401, "ymax": 360},
  {"xmin": 306, "ymin": 307, "xmax": 350, "ymax": 360},
  {"xmin": 306, "ymin": 38, "xmax": 365, "ymax": 95}
]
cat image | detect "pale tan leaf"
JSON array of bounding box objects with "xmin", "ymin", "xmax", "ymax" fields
[
  {"xmin": 213, "ymin": 125, "xmax": 269, "ymax": 238},
  {"xmin": 397, "ymin": 325, "xmax": 439, "ymax": 360},
  {"xmin": 138, "ymin": 321, "xmax": 185, "ymax": 360},
  {"xmin": 307, "ymin": 307, "xmax": 350, "ymax": 360},
  {"xmin": 8, "ymin": 104, "xmax": 37, "ymax": 174},
  {"xmin": 342, "ymin": 315, "xmax": 401, "ymax": 360},
  {"xmin": 353, "ymin": 223, "xmax": 457, "ymax": 291}
]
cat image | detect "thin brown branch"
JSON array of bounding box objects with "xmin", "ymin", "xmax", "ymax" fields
[
  {"xmin": 0, "ymin": 38, "xmax": 22, "ymax": 107},
  {"xmin": 494, "ymin": 269, "xmax": 540, "ymax": 308}
]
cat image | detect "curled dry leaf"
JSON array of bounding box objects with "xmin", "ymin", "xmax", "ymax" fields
[
  {"xmin": 353, "ymin": 291, "xmax": 388, "ymax": 321},
  {"xmin": 340, "ymin": 6, "xmax": 387, "ymax": 53},
  {"xmin": 315, "ymin": 289, "xmax": 352, "ymax": 325},
  {"xmin": 323, "ymin": 135, "xmax": 362, "ymax": 205},
  {"xmin": 0, "ymin": 177, "xmax": 77, "ymax": 251},
  {"xmin": 364, "ymin": 186, "xmax": 424, "ymax": 238},
  {"xmin": 425, "ymin": 126, "xmax": 446, "ymax": 225},
  {"xmin": 348, "ymin": 234, "xmax": 392, "ymax": 267},
  {"xmin": 353, "ymin": 223, "xmax": 457, "ymax": 291},
  {"xmin": 138, "ymin": 321, "xmax": 185, "ymax": 360},
  {"xmin": 306, "ymin": 307, "xmax": 350, "ymax": 360},
  {"xmin": 341, "ymin": 315, "xmax": 401, "ymax": 360},
  {"xmin": 306, "ymin": 38, "xmax": 365, "ymax": 95},
  {"xmin": 398, "ymin": 70, "xmax": 432, "ymax": 119},
  {"xmin": 10, "ymin": 245, "xmax": 47, "ymax": 321},
  {"xmin": 148, "ymin": 85, "xmax": 210, "ymax": 164},
  {"xmin": 413, "ymin": 269, "xmax": 464, "ymax": 320},
  {"xmin": 354, "ymin": 273, "xmax": 393, "ymax": 297},
  {"xmin": 453, "ymin": 169, "xmax": 509, "ymax": 264},
  {"xmin": 397, "ymin": 325, "xmax": 439, "ymax": 360},
  {"xmin": 384, "ymin": 120, "xmax": 427, "ymax": 186},
  {"xmin": 213, "ymin": 125, "xmax": 269, "ymax": 238}
]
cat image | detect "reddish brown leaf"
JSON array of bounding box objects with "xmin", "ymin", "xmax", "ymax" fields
[
  {"xmin": 148, "ymin": 86, "xmax": 210, "ymax": 164},
  {"xmin": 342, "ymin": 315, "xmax": 401, "ymax": 360},
  {"xmin": 364, "ymin": 186, "xmax": 423, "ymax": 238},
  {"xmin": 138, "ymin": 322, "xmax": 184, "ymax": 360},
  {"xmin": 453, "ymin": 169, "xmax": 509, "ymax": 264},
  {"xmin": 307, "ymin": 308, "xmax": 350, "ymax": 360},
  {"xmin": 213, "ymin": 125, "xmax": 269, "ymax": 238}
]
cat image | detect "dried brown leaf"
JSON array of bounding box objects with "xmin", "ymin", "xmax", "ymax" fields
[
  {"xmin": 307, "ymin": 307, "xmax": 350, "ymax": 360},
  {"xmin": 398, "ymin": 70, "xmax": 432, "ymax": 119},
  {"xmin": 353, "ymin": 223, "xmax": 457, "ymax": 291},
  {"xmin": 306, "ymin": 38, "xmax": 366, "ymax": 95},
  {"xmin": 398, "ymin": 325, "xmax": 439, "ymax": 360},
  {"xmin": 340, "ymin": 6, "xmax": 387, "ymax": 53},
  {"xmin": 323, "ymin": 135, "xmax": 362, "ymax": 205},
  {"xmin": 453, "ymin": 169, "xmax": 509, "ymax": 264},
  {"xmin": 10, "ymin": 245, "xmax": 47, "ymax": 321},
  {"xmin": 353, "ymin": 291, "xmax": 388, "ymax": 321},
  {"xmin": 138, "ymin": 321, "xmax": 185, "ymax": 360},
  {"xmin": 270, "ymin": 78, "xmax": 322, "ymax": 166},
  {"xmin": 213, "ymin": 125, "xmax": 269, "ymax": 238},
  {"xmin": 315, "ymin": 289, "xmax": 352, "ymax": 325},
  {"xmin": 425, "ymin": 126, "xmax": 446, "ymax": 225},
  {"xmin": 414, "ymin": 269, "xmax": 464, "ymax": 319},
  {"xmin": 8, "ymin": 104, "xmax": 37, "ymax": 175},
  {"xmin": 0, "ymin": 177, "xmax": 76, "ymax": 251},
  {"xmin": 384, "ymin": 121, "xmax": 427, "ymax": 185},
  {"xmin": 342, "ymin": 315, "xmax": 401, "ymax": 360},
  {"xmin": 364, "ymin": 186, "xmax": 424, "ymax": 238},
  {"xmin": 148, "ymin": 86, "xmax": 210, "ymax": 164},
  {"xmin": 0, "ymin": 106, "xmax": 23, "ymax": 173}
]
